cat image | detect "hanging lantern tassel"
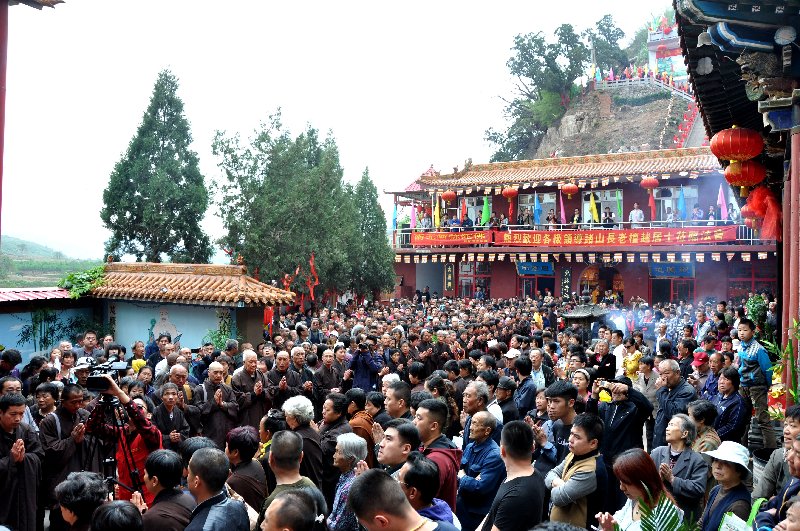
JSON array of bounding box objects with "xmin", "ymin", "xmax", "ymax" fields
[
  {"xmin": 748, "ymin": 186, "xmax": 782, "ymax": 240},
  {"xmin": 502, "ymin": 187, "xmax": 518, "ymax": 220}
]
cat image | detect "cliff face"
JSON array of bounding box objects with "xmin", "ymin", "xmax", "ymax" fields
[{"xmin": 533, "ymin": 85, "xmax": 693, "ymax": 158}]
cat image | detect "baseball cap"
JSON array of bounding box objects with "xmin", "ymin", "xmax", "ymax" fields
[
  {"xmin": 691, "ymin": 352, "xmax": 710, "ymax": 367},
  {"xmin": 497, "ymin": 376, "xmax": 518, "ymax": 391},
  {"xmin": 504, "ymin": 348, "xmax": 521, "ymax": 359}
]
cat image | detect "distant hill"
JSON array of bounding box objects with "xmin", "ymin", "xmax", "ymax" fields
[
  {"xmin": 1, "ymin": 235, "xmax": 72, "ymax": 259},
  {"xmin": 533, "ymin": 83, "xmax": 702, "ymax": 159},
  {"xmin": 0, "ymin": 235, "xmax": 101, "ymax": 288}
]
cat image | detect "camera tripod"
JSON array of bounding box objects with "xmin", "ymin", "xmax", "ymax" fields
[{"xmin": 83, "ymin": 394, "xmax": 143, "ymax": 498}]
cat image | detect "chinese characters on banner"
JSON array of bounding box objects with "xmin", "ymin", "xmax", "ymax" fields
[
  {"xmin": 444, "ymin": 263, "xmax": 455, "ymax": 291},
  {"xmin": 410, "ymin": 231, "xmax": 492, "ymax": 246},
  {"xmin": 495, "ymin": 226, "xmax": 738, "ymax": 247}
]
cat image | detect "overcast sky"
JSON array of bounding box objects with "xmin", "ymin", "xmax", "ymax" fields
[{"xmin": 4, "ymin": 0, "xmax": 669, "ymax": 260}]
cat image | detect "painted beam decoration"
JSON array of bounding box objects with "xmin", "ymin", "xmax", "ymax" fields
[
  {"xmin": 497, "ymin": 226, "xmax": 738, "ymax": 247},
  {"xmin": 410, "ymin": 231, "xmax": 492, "ymax": 246}
]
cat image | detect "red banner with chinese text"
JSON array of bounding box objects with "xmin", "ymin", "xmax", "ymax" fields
[
  {"xmin": 494, "ymin": 226, "xmax": 738, "ymax": 247},
  {"xmin": 411, "ymin": 231, "xmax": 492, "ymax": 246}
]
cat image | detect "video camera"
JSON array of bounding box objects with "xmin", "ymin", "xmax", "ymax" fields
[{"xmin": 86, "ymin": 361, "xmax": 129, "ymax": 392}]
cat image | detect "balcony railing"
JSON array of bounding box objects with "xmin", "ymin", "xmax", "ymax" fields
[{"xmin": 391, "ymin": 222, "xmax": 773, "ymax": 250}]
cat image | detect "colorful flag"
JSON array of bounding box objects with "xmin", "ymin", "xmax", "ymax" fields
[
  {"xmin": 460, "ymin": 197, "xmax": 467, "ymax": 221},
  {"xmin": 594, "ymin": 66, "xmax": 602, "ymax": 83},
  {"xmin": 616, "ymin": 189, "xmax": 623, "ymax": 219},
  {"xmin": 589, "ymin": 192, "xmax": 599, "ymax": 223},
  {"xmin": 392, "ymin": 203, "xmax": 397, "ymax": 230},
  {"xmin": 410, "ymin": 205, "xmax": 416, "ymax": 229},
  {"xmin": 677, "ymin": 186, "xmax": 687, "ymax": 220},
  {"xmin": 559, "ymin": 191, "xmax": 567, "ymax": 225},
  {"xmin": 609, "ymin": 66, "xmax": 615, "ymax": 81},
  {"xmin": 481, "ymin": 196, "xmax": 490, "ymax": 225},
  {"xmin": 717, "ymin": 184, "xmax": 729, "ymax": 220},
  {"xmin": 533, "ymin": 192, "xmax": 542, "ymax": 225},
  {"xmin": 433, "ymin": 197, "xmax": 440, "ymax": 228}
]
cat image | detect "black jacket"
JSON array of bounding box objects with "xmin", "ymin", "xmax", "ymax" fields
[{"xmin": 586, "ymin": 388, "xmax": 653, "ymax": 461}]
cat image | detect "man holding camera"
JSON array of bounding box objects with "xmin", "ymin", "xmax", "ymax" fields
[
  {"xmin": 586, "ymin": 375, "xmax": 652, "ymax": 511},
  {"xmin": 85, "ymin": 374, "xmax": 163, "ymax": 506},
  {"xmin": 350, "ymin": 336, "xmax": 384, "ymax": 392}
]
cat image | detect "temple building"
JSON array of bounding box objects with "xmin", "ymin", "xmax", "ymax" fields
[{"xmin": 388, "ymin": 147, "xmax": 777, "ymax": 305}]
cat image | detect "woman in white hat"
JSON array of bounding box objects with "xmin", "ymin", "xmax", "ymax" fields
[{"xmin": 697, "ymin": 440, "xmax": 752, "ymax": 531}]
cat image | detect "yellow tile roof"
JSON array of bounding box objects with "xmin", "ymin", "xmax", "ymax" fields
[
  {"xmin": 91, "ymin": 262, "xmax": 294, "ymax": 307},
  {"xmin": 418, "ymin": 147, "xmax": 719, "ymax": 189}
]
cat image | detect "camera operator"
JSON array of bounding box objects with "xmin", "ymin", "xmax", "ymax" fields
[
  {"xmin": 350, "ymin": 335, "xmax": 384, "ymax": 392},
  {"xmin": 85, "ymin": 374, "xmax": 163, "ymax": 506}
]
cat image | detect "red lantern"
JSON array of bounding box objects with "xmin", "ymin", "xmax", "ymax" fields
[
  {"xmin": 441, "ymin": 190, "xmax": 457, "ymax": 203},
  {"xmin": 501, "ymin": 187, "xmax": 518, "ymax": 201},
  {"xmin": 640, "ymin": 176, "xmax": 659, "ymax": 194},
  {"xmin": 725, "ymin": 160, "xmax": 766, "ymax": 197},
  {"xmin": 740, "ymin": 204, "xmax": 755, "ymax": 220},
  {"xmin": 710, "ymin": 126, "xmax": 763, "ymax": 174},
  {"xmin": 562, "ymin": 183, "xmax": 579, "ymax": 199}
]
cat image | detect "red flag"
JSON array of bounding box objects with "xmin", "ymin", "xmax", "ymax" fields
[
  {"xmin": 306, "ymin": 253, "xmax": 320, "ymax": 301},
  {"xmin": 460, "ymin": 197, "xmax": 467, "ymax": 221},
  {"xmin": 648, "ymin": 191, "xmax": 657, "ymax": 220},
  {"xmin": 263, "ymin": 307, "xmax": 274, "ymax": 335}
]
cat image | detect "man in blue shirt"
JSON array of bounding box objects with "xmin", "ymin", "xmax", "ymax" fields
[{"xmin": 737, "ymin": 317, "xmax": 775, "ymax": 449}]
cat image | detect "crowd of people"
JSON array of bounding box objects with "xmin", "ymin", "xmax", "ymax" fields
[{"xmin": 0, "ymin": 291, "xmax": 794, "ymax": 531}]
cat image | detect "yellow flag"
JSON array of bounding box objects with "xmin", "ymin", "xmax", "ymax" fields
[
  {"xmin": 589, "ymin": 192, "xmax": 599, "ymax": 223},
  {"xmin": 434, "ymin": 198, "xmax": 440, "ymax": 228}
]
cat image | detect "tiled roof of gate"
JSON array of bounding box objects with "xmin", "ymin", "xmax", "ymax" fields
[
  {"xmin": 414, "ymin": 147, "xmax": 719, "ymax": 189},
  {"xmin": 90, "ymin": 262, "xmax": 294, "ymax": 307},
  {"xmin": 0, "ymin": 287, "xmax": 71, "ymax": 302}
]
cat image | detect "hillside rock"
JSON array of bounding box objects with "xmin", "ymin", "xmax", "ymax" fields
[{"xmin": 534, "ymin": 85, "xmax": 688, "ymax": 158}]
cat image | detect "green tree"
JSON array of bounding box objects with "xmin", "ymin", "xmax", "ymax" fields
[
  {"xmin": 100, "ymin": 69, "xmax": 212, "ymax": 263},
  {"xmin": 585, "ymin": 15, "xmax": 628, "ymax": 74},
  {"xmin": 487, "ymin": 25, "xmax": 589, "ymax": 162},
  {"xmin": 212, "ymin": 111, "xmax": 358, "ymax": 299},
  {"xmin": 352, "ymin": 168, "xmax": 395, "ymax": 299}
]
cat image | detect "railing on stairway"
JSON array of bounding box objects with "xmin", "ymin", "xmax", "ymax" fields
[{"xmin": 596, "ymin": 76, "xmax": 694, "ymax": 103}]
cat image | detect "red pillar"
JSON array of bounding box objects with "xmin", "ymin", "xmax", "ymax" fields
[
  {"xmin": 0, "ymin": 1, "xmax": 7, "ymax": 243},
  {"xmin": 789, "ymin": 127, "xmax": 800, "ymax": 361}
]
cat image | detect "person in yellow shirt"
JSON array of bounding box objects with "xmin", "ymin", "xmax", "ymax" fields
[{"xmin": 621, "ymin": 338, "xmax": 642, "ymax": 380}]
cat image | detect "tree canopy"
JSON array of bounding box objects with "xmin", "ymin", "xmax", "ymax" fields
[
  {"xmin": 212, "ymin": 113, "xmax": 395, "ymax": 301},
  {"xmin": 100, "ymin": 69, "xmax": 212, "ymax": 263},
  {"xmin": 486, "ymin": 14, "xmax": 644, "ymax": 162}
]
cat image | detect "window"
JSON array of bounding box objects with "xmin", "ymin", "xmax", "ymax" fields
[
  {"xmin": 582, "ymin": 190, "xmax": 622, "ymax": 224},
  {"xmin": 462, "ymin": 196, "xmax": 491, "ymax": 224},
  {"xmin": 654, "ymin": 186, "xmax": 698, "ymax": 221},
  {"xmin": 518, "ymin": 193, "xmax": 556, "ymax": 225},
  {"xmin": 728, "ymin": 260, "xmax": 777, "ymax": 303},
  {"xmin": 458, "ymin": 262, "xmax": 491, "ymax": 298}
]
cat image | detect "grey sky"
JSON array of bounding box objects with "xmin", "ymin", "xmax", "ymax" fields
[{"xmin": 5, "ymin": 0, "xmax": 669, "ymax": 259}]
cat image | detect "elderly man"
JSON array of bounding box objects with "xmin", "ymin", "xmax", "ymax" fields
[
  {"xmin": 193, "ymin": 361, "xmax": 238, "ymax": 449},
  {"xmin": 267, "ymin": 350, "xmax": 304, "ymax": 410},
  {"xmin": 653, "ymin": 359, "xmax": 697, "ymax": 448},
  {"xmin": 529, "ymin": 349, "xmax": 555, "ymax": 391},
  {"xmin": 456, "ymin": 410, "xmax": 505, "ymax": 531},
  {"xmin": 164, "ymin": 363, "xmax": 202, "ymax": 436},
  {"xmin": 232, "ymin": 349, "xmax": 271, "ymax": 430},
  {"xmin": 461, "ymin": 381, "xmax": 503, "ymax": 449},
  {"xmin": 590, "ymin": 339, "xmax": 616, "ymax": 381}
]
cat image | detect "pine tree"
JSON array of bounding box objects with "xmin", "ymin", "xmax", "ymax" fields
[
  {"xmin": 100, "ymin": 70, "xmax": 212, "ymax": 263},
  {"xmin": 213, "ymin": 113, "xmax": 357, "ymax": 298},
  {"xmin": 352, "ymin": 168, "xmax": 396, "ymax": 299}
]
